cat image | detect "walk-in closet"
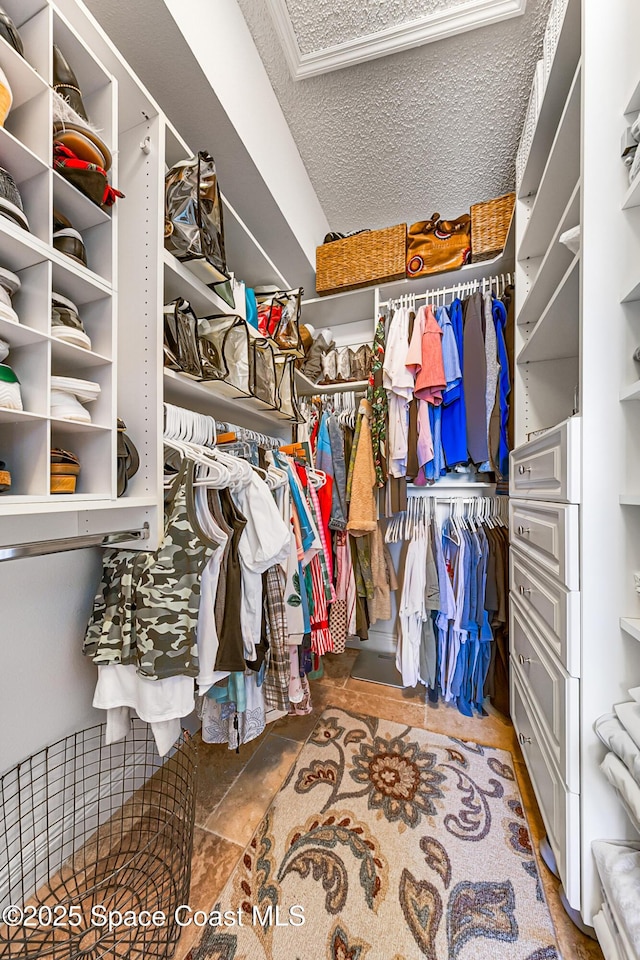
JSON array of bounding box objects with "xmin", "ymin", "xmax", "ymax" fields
[{"xmin": 0, "ymin": 1, "xmax": 637, "ymax": 958}]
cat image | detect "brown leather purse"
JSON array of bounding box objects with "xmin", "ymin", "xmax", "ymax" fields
[{"xmin": 407, "ymin": 213, "xmax": 471, "ymax": 278}]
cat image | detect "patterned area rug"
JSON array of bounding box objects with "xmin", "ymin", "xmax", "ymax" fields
[{"xmin": 187, "ymin": 707, "xmax": 559, "ymax": 960}]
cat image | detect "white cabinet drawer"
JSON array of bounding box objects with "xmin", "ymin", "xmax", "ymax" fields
[
  {"xmin": 510, "ymin": 417, "xmax": 581, "ymax": 503},
  {"xmin": 511, "ymin": 665, "xmax": 580, "ymax": 908},
  {"xmin": 510, "ymin": 498, "xmax": 579, "ymax": 590},
  {"xmin": 510, "ymin": 547, "xmax": 581, "ymax": 677},
  {"xmin": 510, "ymin": 597, "xmax": 579, "ymax": 791}
]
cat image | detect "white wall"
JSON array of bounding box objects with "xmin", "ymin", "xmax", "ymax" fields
[{"xmin": 0, "ymin": 549, "xmax": 102, "ymax": 772}]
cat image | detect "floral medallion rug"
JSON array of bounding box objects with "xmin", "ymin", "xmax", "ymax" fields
[{"xmin": 187, "ymin": 707, "xmax": 559, "ymax": 960}]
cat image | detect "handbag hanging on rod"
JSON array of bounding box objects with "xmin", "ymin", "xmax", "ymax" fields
[{"xmin": 406, "ymin": 213, "xmax": 471, "ymax": 278}]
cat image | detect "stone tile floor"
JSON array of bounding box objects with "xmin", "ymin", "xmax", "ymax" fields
[{"xmin": 176, "ymin": 649, "xmax": 603, "ymax": 960}]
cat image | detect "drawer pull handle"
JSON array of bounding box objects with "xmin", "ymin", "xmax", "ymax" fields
[
  {"xmin": 517, "ymin": 526, "xmax": 531, "ymax": 536},
  {"xmin": 519, "ymin": 733, "xmax": 532, "ymax": 746},
  {"xmin": 518, "ymin": 465, "xmax": 532, "ymax": 475},
  {"xmin": 518, "ymin": 654, "xmax": 534, "ymax": 665},
  {"xmin": 518, "ymin": 585, "xmax": 532, "ymax": 596}
]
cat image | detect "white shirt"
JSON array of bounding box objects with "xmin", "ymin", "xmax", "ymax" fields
[{"xmin": 383, "ymin": 307, "xmax": 414, "ymax": 478}]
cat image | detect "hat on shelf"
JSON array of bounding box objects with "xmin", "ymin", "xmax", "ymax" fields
[
  {"xmin": 0, "ymin": 66, "xmax": 13, "ymax": 128},
  {"xmin": 53, "ymin": 210, "xmax": 88, "ymax": 268},
  {"xmin": 0, "ymin": 5, "xmax": 24, "ymax": 58},
  {"xmin": 0, "ymin": 267, "xmax": 20, "ymax": 324},
  {"xmin": 51, "ymin": 292, "xmax": 91, "ymax": 350},
  {"xmin": 0, "ymin": 167, "xmax": 28, "ymax": 231},
  {"xmin": 53, "ymin": 122, "xmax": 111, "ymax": 172},
  {"xmin": 0, "ymin": 338, "xmax": 22, "ymax": 411},
  {"xmin": 0, "ymin": 458, "xmax": 10, "ymax": 493},
  {"xmin": 50, "ymin": 375, "xmax": 100, "ymax": 423},
  {"xmin": 50, "ymin": 447, "xmax": 80, "ymax": 494}
]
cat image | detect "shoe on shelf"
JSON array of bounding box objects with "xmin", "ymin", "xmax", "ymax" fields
[
  {"xmin": 50, "ymin": 375, "xmax": 100, "ymax": 423},
  {"xmin": 0, "ymin": 5, "xmax": 23, "ymax": 57},
  {"xmin": 0, "ymin": 267, "xmax": 20, "ymax": 324},
  {"xmin": 0, "ymin": 338, "xmax": 22, "ymax": 410},
  {"xmin": 0, "ymin": 167, "xmax": 28, "ymax": 231},
  {"xmin": 0, "ymin": 459, "xmax": 10, "ymax": 493},
  {"xmin": 51, "ymin": 292, "xmax": 91, "ymax": 350},
  {"xmin": 52, "ymin": 44, "xmax": 89, "ymax": 123},
  {"xmin": 53, "ymin": 210, "xmax": 88, "ymax": 268},
  {"xmin": 53, "ymin": 122, "xmax": 111, "ymax": 172},
  {"xmin": 50, "ymin": 447, "xmax": 80, "ymax": 494}
]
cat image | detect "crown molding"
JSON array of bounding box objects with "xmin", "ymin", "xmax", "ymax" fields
[{"xmin": 265, "ymin": 0, "xmax": 527, "ymax": 80}]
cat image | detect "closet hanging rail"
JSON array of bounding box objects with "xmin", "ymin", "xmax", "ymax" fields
[
  {"xmin": 377, "ymin": 271, "xmax": 514, "ymax": 311},
  {"xmin": 0, "ymin": 523, "xmax": 151, "ymax": 563}
]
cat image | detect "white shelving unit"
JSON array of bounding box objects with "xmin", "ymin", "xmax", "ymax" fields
[{"xmin": 512, "ymin": 0, "xmax": 640, "ymax": 941}]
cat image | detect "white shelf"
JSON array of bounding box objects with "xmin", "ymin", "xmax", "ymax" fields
[
  {"xmin": 518, "ymin": 181, "xmax": 580, "ymax": 327},
  {"xmin": 407, "ymin": 482, "xmax": 495, "ymax": 495},
  {"xmin": 621, "ymin": 618, "xmax": 640, "ymax": 643},
  {"xmin": 52, "ymin": 171, "xmax": 112, "ymax": 232},
  {"xmin": 0, "ymin": 33, "xmax": 49, "ymax": 109},
  {"xmin": 517, "ymin": 255, "xmax": 580, "ymax": 364},
  {"xmin": 519, "ymin": 62, "xmax": 582, "ymax": 261},
  {"xmin": 163, "ymin": 369, "xmax": 295, "ymax": 433},
  {"xmin": 50, "ymin": 339, "xmax": 112, "ymax": 368},
  {"xmin": 622, "ymin": 173, "xmax": 640, "ymax": 212},
  {"xmin": 0, "ymin": 408, "xmax": 47, "ymax": 425},
  {"xmin": 518, "ymin": 0, "xmax": 582, "ymax": 198},
  {"xmin": 295, "ymin": 370, "xmax": 368, "ymax": 396},
  {"xmin": 163, "ymin": 250, "xmax": 236, "ymax": 318},
  {"xmin": 49, "ymin": 417, "xmax": 112, "ymax": 433},
  {"xmin": 620, "ymin": 495, "xmax": 640, "ymax": 506},
  {"xmin": 621, "ymin": 275, "xmax": 640, "ymax": 304},
  {"xmin": 0, "ymin": 318, "xmax": 47, "ymax": 347},
  {"xmin": 0, "ymin": 126, "xmax": 48, "ymax": 181},
  {"xmin": 620, "ymin": 380, "xmax": 640, "ymax": 402}
]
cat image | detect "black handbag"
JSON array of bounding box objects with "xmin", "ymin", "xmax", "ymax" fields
[
  {"xmin": 117, "ymin": 419, "xmax": 140, "ymax": 497},
  {"xmin": 163, "ymin": 298, "xmax": 202, "ymax": 379},
  {"xmin": 250, "ymin": 338, "xmax": 278, "ymax": 408},
  {"xmin": 164, "ymin": 152, "xmax": 228, "ymax": 286}
]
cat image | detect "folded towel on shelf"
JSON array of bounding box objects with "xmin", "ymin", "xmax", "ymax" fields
[
  {"xmin": 593, "ymin": 839, "xmax": 640, "ymax": 954},
  {"xmin": 601, "ymin": 750, "xmax": 640, "ymax": 827},
  {"xmin": 615, "ymin": 700, "xmax": 640, "ymax": 751},
  {"xmin": 596, "ymin": 712, "xmax": 640, "ymax": 782}
]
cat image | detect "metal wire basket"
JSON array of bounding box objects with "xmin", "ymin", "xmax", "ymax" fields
[{"xmin": 0, "ymin": 722, "xmax": 197, "ymax": 959}]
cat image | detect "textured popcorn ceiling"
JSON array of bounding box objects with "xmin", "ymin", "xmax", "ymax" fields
[
  {"xmin": 237, "ymin": 0, "xmax": 551, "ymax": 233},
  {"xmin": 286, "ymin": 0, "xmax": 468, "ymax": 55}
]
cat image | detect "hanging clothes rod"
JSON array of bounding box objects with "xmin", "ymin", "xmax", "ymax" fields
[
  {"xmin": 378, "ymin": 271, "xmax": 514, "ymax": 311},
  {"xmin": 0, "ymin": 523, "xmax": 150, "ymax": 563}
]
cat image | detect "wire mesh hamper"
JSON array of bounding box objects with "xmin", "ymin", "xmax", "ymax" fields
[{"xmin": 0, "ymin": 722, "xmax": 197, "ymax": 959}]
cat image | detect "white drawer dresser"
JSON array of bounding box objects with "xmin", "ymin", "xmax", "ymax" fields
[{"xmin": 509, "ymin": 417, "xmax": 582, "ymax": 908}]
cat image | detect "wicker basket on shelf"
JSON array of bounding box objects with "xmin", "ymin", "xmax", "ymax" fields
[
  {"xmin": 470, "ymin": 193, "xmax": 515, "ymax": 263},
  {"xmin": 316, "ymin": 223, "xmax": 407, "ymax": 296}
]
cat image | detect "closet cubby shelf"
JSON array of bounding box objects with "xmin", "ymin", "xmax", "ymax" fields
[
  {"xmin": 622, "ymin": 173, "xmax": 640, "ymax": 212},
  {"xmin": 517, "ymin": 254, "xmax": 579, "ymax": 364},
  {"xmin": 0, "ymin": 408, "xmax": 47, "ymax": 425},
  {"xmin": 619, "ymin": 380, "xmax": 640, "ymax": 402},
  {"xmin": 519, "ymin": 61, "xmax": 582, "ymax": 262},
  {"xmin": 52, "ymin": 171, "xmax": 112, "ymax": 232},
  {"xmin": 0, "ymin": 126, "xmax": 48, "ymax": 181},
  {"xmin": 620, "ymin": 618, "xmax": 640, "ymax": 643},
  {"xmin": 517, "ymin": 181, "xmax": 580, "ymax": 327},
  {"xmin": 622, "ymin": 276, "xmax": 640, "ymax": 304},
  {"xmin": 163, "ymin": 250, "xmax": 235, "ymax": 319},
  {"xmin": 50, "ymin": 339, "xmax": 112, "ymax": 367},
  {"xmin": 0, "ymin": 33, "xmax": 49, "ymax": 109},
  {"xmin": 517, "ymin": 0, "xmax": 581, "ymax": 199},
  {"xmin": 619, "ymin": 495, "xmax": 640, "ymax": 506}
]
